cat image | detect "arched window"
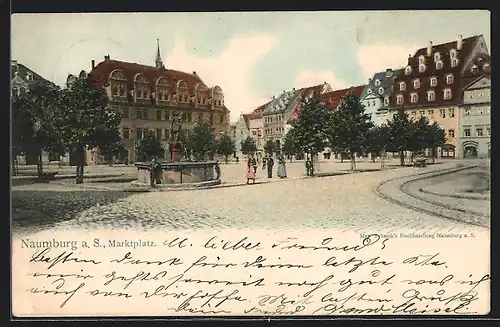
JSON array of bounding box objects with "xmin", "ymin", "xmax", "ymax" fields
[
  {"xmin": 451, "ymin": 58, "xmax": 459, "ymax": 67},
  {"xmin": 374, "ymin": 79, "xmax": 381, "ymax": 86},
  {"xmin": 156, "ymin": 77, "xmax": 169, "ymax": 102},
  {"xmin": 436, "ymin": 61, "xmax": 443, "ymax": 70},
  {"xmin": 177, "ymin": 80, "xmax": 189, "ymax": 103},
  {"xmin": 450, "ymin": 49, "xmax": 457, "ymax": 59},
  {"xmin": 379, "ymin": 87, "xmax": 384, "ymax": 95},
  {"xmin": 134, "ymin": 74, "xmax": 150, "ymax": 100},
  {"xmin": 418, "ymin": 64, "xmax": 426, "ymax": 73},
  {"xmin": 405, "ymin": 66, "xmax": 412, "ymax": 75},
  {"xmin": 212, "ymin": 85, "xmax": 224, "ymax": 107},
  {"xmin": 413, "ymin": 79, "xmax": 420, "ymax": 89},
  {"xmin": 110, "ymin": 70, "xmax": 128, "ymax": 98},
  {"xmin": 434, "ymin": 52, "xmax": 441, "ymax": 62}
]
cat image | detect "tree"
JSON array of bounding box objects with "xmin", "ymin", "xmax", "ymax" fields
[
  {"xmin": 263, "ymin": 140, "xmax": 278, "ymax": 156},
  {"xmin": 365, "ymin": 124, "xmax": 391, "ymax": 163},
  {"xmin": 240, "ymin": 136, "xmax": 257, "ymax": 155},
  {"xmin": 11, "ymin": 82, "xmax": 63, "ymax": 178},
  {"xmin": 52, "ymin": 71, "xmax": 123, "ymax": 183},
  {"xmin": 291, "ymin": 94, "xmax": 330, "ymax": 175},
  {"xmin": 282, "ymin": 129, "xmax": 298, "ymax": 162},
  {"xmin": 136, "ymin": 131, "xmax": 164, "ymax": 162},
  {"xmin": 216, "ymin": 133, "xmax": 236, "ymax": 163},
  {"xmin": 327, "ymin": 93, "xmax": 374, "ymax": 171},
  {"xmin": 415, "ymin": 117, "xmax": 446, "ymax": 164},
  {"xmin": 186, "ymin": 121, "xmax": 216, "ymax": 161},
  {"xmin": 100, "ymin": 139, "xmax": 128, "ymax": 165},
  {"xmin": 386, "ymin": 108, "xmax": 415, "ymax": 166}
]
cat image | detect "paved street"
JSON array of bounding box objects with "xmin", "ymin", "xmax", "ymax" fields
[{"xmin": 12, "ymin": 159, "xmax": 490, "ymax": 236}]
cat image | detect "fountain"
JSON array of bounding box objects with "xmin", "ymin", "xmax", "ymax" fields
[{"xmin": 132, "ymin": 117, "xmax": 221, "ymax": 190}]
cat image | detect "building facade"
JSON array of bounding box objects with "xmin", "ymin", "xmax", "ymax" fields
[
  {"xmin": 88, "ymin": 42, "xmax": 230, "ymax": 163},
  {"xmin": 459, "ymin": 74, "xmax": 491, "ymax": 158},
  {"xmin": 231, "ymin": 112, "xmax": 250, "ymax": 158},
  {"xmin": 247, "ymin": 102, "xmax": 267, "ymax": 155},
  {"xmin": 360, "ymin": 69, "xmax": 403, "ymax": 126},
  {"xmin": 388, "ymin": 34, "xmax": 490, "ymax": 158}
]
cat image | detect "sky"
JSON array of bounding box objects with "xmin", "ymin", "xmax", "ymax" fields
[{"xmin": 11, "ymin": 11, "xmax": 490, "ymax": 122}]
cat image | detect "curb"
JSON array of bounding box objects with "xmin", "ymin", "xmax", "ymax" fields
[{"xmin": 419, "ymin": 187, "xmax": 490, "ymax": 201}]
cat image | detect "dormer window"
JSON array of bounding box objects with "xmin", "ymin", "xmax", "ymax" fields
[
  {"xmin": 405, "ymin": 66, "xmax": 412, "ymax": 75},
  {"xmin": 451, "ymin": 58, "xmax": 459, "ymax": 67},
  {"xmin": 430, "ymin": 76, "xmax": 438, "ymax": 87},
  {"xmin": 413, "ymin": 79, "xmax": 420, "ymax": 89},
  {"xmin": 399, "ymin": 82, "xmax": 406, "ymax": 91},
  {"xmin": 410, "ymin": 92, "xmax": 418, "ymax": 103},
  {"xmin": 443, "ymin": 88, "xmax": 452, "ymax": 100},
  {"xmin": 471, "ymin": 65, "xmax": 478, "ymax": 73},
  {"xmin": 450, "ymin": 49, "xmax": 457, "ymax": 59},
  {"xmin": 379, "ymin": 87, "xmax": 384, "ymax": 95},
  {"xmin": 445, "ymin": 74, "xmax": 454, "ymax": 84},
  {"xmin": 436, "ymin": 61, "xmax": 443, "ymax": 70},
  {"xmin": 367, "ymin": 88, "xmax": 372, "ymax": 94},
  {"xmin": 26, "ymin": 73, "xmax": 33, "ymax": 81},
  {"xmin": 418, "ymin": 55, "xmax": 426, "ymax": 65},
  {"xmin": 427, "ymin": 90, "xmax": 435, "ymax": 102},
  {"xmin": 374, "ymin": 79, "xmax": 381, "ymax": 87},
  {"xmin": 396, "ymin": 94, "xmax": 404, "ymax": 105},
  {"xmin": 384, "ymin": 96, "xmax": 389, "ymax": 106},
  {"xmin": 418, "ymin": 64, "xmax": 426, "ymax": 73},
  {"xmin": 483, "ymin": 63, "xmax": 491, "ymax": 71},
  {"xmin": 434, "ymin": 52, "xmax": 441, "ymax": 62}
]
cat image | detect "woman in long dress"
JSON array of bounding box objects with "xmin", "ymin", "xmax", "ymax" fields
[
  {"xmin": 277, "ymin": 156, "xmax": 287, "ymax": 178},
  {"xmin": 246, "ymin": 158, "xmax": 256, "ymax": 184}
]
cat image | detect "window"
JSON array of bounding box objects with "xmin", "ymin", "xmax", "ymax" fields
[
  {"xmin": 440, "ymin": 109, "xmax": 446, "ymax": 118},
  {"xmin": 396, "ymin": 94, "xmax": 404, "ymax": 105},
  {"xmin": 445, "ymin": 74, "xmax": 454, "ymax": 84},
  {"xmin": 434, "ymin": 52, "xmax": 441, "ymax": 61},
  {"xmin": 427, "ymin": 90, "xmax": 435, "ymax": 102},
  {"xmin": 123, "ymin": 128, "xmax": 130, "ymax": 139},
  {"xmin": 471, "ymin": 65, "xmax": 478, "ymax": 73},
  {"xmin": 384, "ymin": 97, "xmax": 389, "ymax": 106},
  {"xmin": 367, "ymin": 88, "xmax": 372, "ymax": 94},
  {"xmin": 122, "ymin": 108, "xmax": 129, "ymax": 119},
  {"xmin": 219, "ymin": 115, "xmax": 224, "ymax": 124},
  {"xmin": 436, "ymin": 61, "xmax": 443, "ymax": 70},
  {"xmin": 119, "ymin": 85, "xmax": 125, "ymax": 96},
  {"xmin": 418, "ymin": 64, "xmax": 426, "ymax": 73},
  {"xmin": 430, "ymin": 76, "xmax": 437, "ymax": 87},
  {"xmin": 487, "ymin": 127, "xmax": 491, "ymax": 137},
  {"xmin": 379, "ymin": 87, "xmax": 384, "ymax": 95},
  {"xmin": 399, "ymin": 82, "xmax": 406, "ymax": 91},
  {"xmin": 375, "ymin": 79, "xmax": 381, "ymax": 86},
  {"xmin": 418, "ymin": 56, "xmax": 425, "ymax": 65},
  {"xmin": 443, "ymin": 88, "xmax": 452, "ymax": 100},
  {"xmin": 112, "ymin": 86, "xmax": 118, "ymax": 96},
  {"xmin": 405, "ymin": 66, "xmax": 412, "ymax": 75},
  {"xmin": 164, "ymin": 110, "xmax": 170, "ymax": 121},
  {"xmin": 483, "ymin": 63, "xmax": 491, "ymax": 71},
  {"xmin": 156, "ymin": 109, "xmax": 162, "ymax": 120},
  {"xmin": 156, "ymin": 129, "xmax": 162, "ymax": 140},
  {"xmin": 448, "ymin": 108, "xmax": 455, "ymax": 118},
  {"xmin": 478, "ymin": 107, "xmax": 484, "ymax": 115},
  {"xmin": 136, "ymin": 108, "xmax": 144, "ymax": 120},
  {"xmin": 476, "ymin": 128, "xmax": 483, "ymax": 137},
  {"xmin": 410, "ymin": 93, "xmax": 418, "ymax": 103},
  {"xmin": 413, "ymin": 79, "xmax": 420, "ymax": 89},
  {"xmin": 464, "ymin": 108, "xmax": 471, "ymax": 116},
  {"xmin": 451, "ymin": 58, "xmax": 459, "ymax": 67},
  {"xmin": 450, "ymin": 49, "xmax": 457, "ymax": 59},
  {"xmin": 448, "ymin": 129, "xmax": 455, "ymax": 138},
  {"xmin": 428, "ymin": 110, "xmax": 434, "ymax": 115},
  {"xmin": 164, "ymin": 129, "xmax": 170, "ymax": 140},
  {"xmin": 464, "ymin": 128, "xmax": 471, "ymax": 137}
]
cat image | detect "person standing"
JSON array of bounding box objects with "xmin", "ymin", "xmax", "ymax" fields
[
  {"xmin": 149, "ymin": 157, "xmax": 158, "ymax": 187},
  {"xmin": 250, "ymin": 154, "xmax": 257, "ymax": 174},
  {"xmin": 277, "ymin": 156, "xmax": 287, "ymax": 178},
  {"xmin": 267, "ymin": 155, "xmax": 274, "ymax": 178},
  {"xmin": 246, "ymin": 157, "xmax": 256, "ymax": 184},
  {"xmin": 305, "ymin": 156, "xmax": 313, "ymax": 176}
]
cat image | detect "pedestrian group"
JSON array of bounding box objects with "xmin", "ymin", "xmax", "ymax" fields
[{"xmin": 246, "ymin": 153, "xmax": 288, "ymax": 184}]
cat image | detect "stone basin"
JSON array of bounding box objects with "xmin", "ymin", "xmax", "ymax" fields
[{"xmin": 134, "ymin": 161, "xmax": 221, "ymax": 188}]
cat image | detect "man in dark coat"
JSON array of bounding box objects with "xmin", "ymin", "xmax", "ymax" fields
[
  {"xmin": 267, "ymin": 156, "xmax": 274, "ymax": 178},
  {"xmin": 149, "ymin": 157, "xmax": 157, "ymax": 187}
]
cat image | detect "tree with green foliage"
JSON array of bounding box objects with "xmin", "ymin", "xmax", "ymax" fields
[
  {"xmin": 52, "ymin": 71, "xmax": 123, "ymax": 183},
  {"xmin": 186, "ymin": 121, "xmax": 216, "ymax": 161},
  {"xmin": 282, "ymin": 129, "xmax": 299, "ymax": 162},
  {"xmin": 386, "ymin": 108, "xmax": 416, "ymax": 166},
  {"xmin": 100, "ymin": 139, "xmax": 128, "ymax": 165},
  {"xmin": 136, "ymin": 131, "xmax": 164, "ymax": 162},
  {"xmin": 263, "ymin": 139, "xmax": 278, "ymax": 155},
  {"xmin": 291, "ymin": 94, "xmax": 330, "ymax": 175},
  {"xmin": 216, "ymin": 133, "xmax": 236, "ymax": 163},
  {"xmin": 327, "ymin": 92, "xmax": 373, "ymax": 171},
  {"xmin": 11, "ymin": 82, "xmax": 64, "ymax": 178},
  {"xmin": 240, "ymin": 136, "xmax": 257, "ymax": 155},
  {"xmin": 413, "ymin": 117, "xmax": 446, "ymax": 164},
  {"xmin": 365, "ymin": 124, "xmax": 391, "ymax": 163}
]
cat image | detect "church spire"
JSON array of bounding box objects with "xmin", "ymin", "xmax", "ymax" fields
[{"xmin": 155, "ymin": 38, "xmax": 164, "ymax": 69}]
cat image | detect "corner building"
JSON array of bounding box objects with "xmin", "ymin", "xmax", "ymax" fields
[
  {"xmin": 388, "ymin": 34, "xmax": 489, "ymax": 158},
  {"xmin": 88, "ymin": 42, "xmax": 230, "ymax": 163}
]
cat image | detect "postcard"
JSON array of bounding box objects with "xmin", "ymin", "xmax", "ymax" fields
[{"xmin": 11, "ymin": 10, "xmax": 491, "ymax": 317}]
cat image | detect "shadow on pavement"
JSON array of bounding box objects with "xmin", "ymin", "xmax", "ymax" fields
[{"xmin": 11, "ymin": 190, "xmax": 135, "ymax": 233}]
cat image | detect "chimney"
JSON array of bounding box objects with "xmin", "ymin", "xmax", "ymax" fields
[
  {"xmin": 408, "ymin": 54, "xmax": 412, "ymax": 65},
  {"xmin": 193, "ymin": 71, "xmax": 197, "ymax": 75},
  {"xmin": 427, "ymin": 41, "xmax": 433, "ymax": 56},
  {"xmin": 457, "ymin": 35, "xmax": 463, "ymax": 50},
  {"xmin": 368, "ymin": 78, "xmax": 372, "ymax": 84},
  {"xmin": 386, "ymin": 68, "xmax": 392, "ymax": 77},
  {"xmin": 11, "ymin": 60, "xmax": 18, "ymax": 68},
  {"xmin": 272, "ymin": 95, "xmax": 275, "ymax": 100},
  {"xmin": 91, "ymin": 60, "xmax": 95, "ymax": 70},
  {"xmin": 292, "ymin": 88, "xmax": 295, "ymax": 91},
  {"xmin": 104, "ymin": 54, "xmax": 110, "ymax": 60}
]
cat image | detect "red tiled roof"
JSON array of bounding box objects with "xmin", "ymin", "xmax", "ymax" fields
[
  {"xmin": 245, "ymin": 100, "xmax": 272, "ymax": 119},
  {"xmin": 90, "ymin": 59, "xmax": 207, "ymax": 93},
  {"xmin": 320, "ymin": 85, "xmax": 366, "ymax": 110}
]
